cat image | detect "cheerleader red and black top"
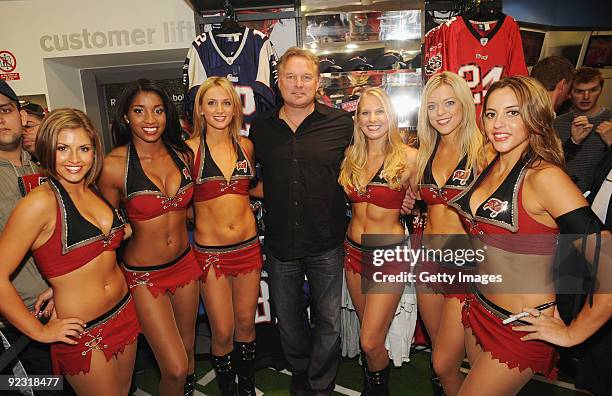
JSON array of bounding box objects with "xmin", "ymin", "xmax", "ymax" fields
[
  {"xmin": 448, "ymin": 154, "xmax": 559, "ymax": 255},
  {"xmin": 419, "ymin": 139, "xmax": 474, "ymax": 206},
  {"xmin": 124, "ymin": 143, "xmax": 193, "ymax": 222},
  {"xmin": 32, "ymin": 178, "xmax": 126, "ymax": 279},
  {"xmin": 346, "ymin": 164, "xmax": 407, "ymax": 210},
  {"xmin": 192, "ymin": 134, "xmax": 255, "ymax": 202}
]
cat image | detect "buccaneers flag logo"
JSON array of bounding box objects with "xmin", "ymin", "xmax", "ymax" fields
[
  {"xmin": 182, "ymin": 167, "xmax": 192, "ymax": 181},
  {"xmin": 482, "ymin": 198, "xmax": 508, "ymax": 218},
  {"xmin": 236, "ymin": 160, "xmax": 248, "ymax": 173},
  {"xmin": 451, "ymin": 169, "xmax": 471, "ymax": 186}
]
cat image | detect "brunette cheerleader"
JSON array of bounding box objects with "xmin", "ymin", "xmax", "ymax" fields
[
  {"xmin": 0, "ymin": 109, "xmax": 139, "ymax": 395},
  {"xmin": 98, "ymin": 80, "xmax": 200, "ymax": 396},
  {"xmin": 448, "ymin": 76, "xmax": 610, "ymax": 394}
]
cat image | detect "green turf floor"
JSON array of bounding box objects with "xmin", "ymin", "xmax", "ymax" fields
[{"xmin": 133, "ymin": 348, "xmax": 587, "ymax": 395}]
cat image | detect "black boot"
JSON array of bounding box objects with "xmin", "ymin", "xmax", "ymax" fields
[
  {"xmin": 362, "ymin": 364, "xmax": 390, "ymax": 396},
  {"xmin": 183, "ymin": 372, "xmax": 195, "ymax": 396},
  {"xmin": 430, "ymin": 360, "xmax": 445, "ymax": 396},
  {"xmin": 361, "ymin": 354, "xmax": 368, "ymax": 394},
  {"xmin": 235, "ymin": 341, "xmax": 256, "ymax": 396},
  {"xmin": 212, "ymin": 352, "xmax": 236, "ymax": 396}
]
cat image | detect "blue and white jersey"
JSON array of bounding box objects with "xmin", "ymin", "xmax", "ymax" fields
[{"xmin": 183, "ymin": 27, "xmax": 278, "ymax": 135}]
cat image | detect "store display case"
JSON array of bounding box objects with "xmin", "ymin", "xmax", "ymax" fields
[
  {"xmin": 319, "ymin": 69, "xmax": 421, "ymax": 131},
  {"xmin": 301, "ymin": 0, "xmax": 424, "ymax": 132}
]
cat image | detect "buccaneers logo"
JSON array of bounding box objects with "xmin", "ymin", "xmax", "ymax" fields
[
  {"xmin": 451, "ymin": 169, "xmax": 471, "ymax": 186},
  {"xmin": 424, "ymin": 53, "xmax": 442, "ymax": 76},
  {"xmin": 482, "ymin": 198, "xmax": 508, "ymax": 218},
  {"xmin": 182, "ymin": 167, "xmax": 192, "ymax": 181},
  {"xmin": 235, "ymin": 160, "xmax": 248, "ymax": 173}
]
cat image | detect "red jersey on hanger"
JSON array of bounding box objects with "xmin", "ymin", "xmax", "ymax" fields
[{"xmin": 424, "ymin": 14, "xmax": 528, "ymax": 115}]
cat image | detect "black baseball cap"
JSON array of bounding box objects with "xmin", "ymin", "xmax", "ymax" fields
[
  {"xmin": 319, "ymin": 58, "xmax": 344, "ymax": 73},
  {"xmin": 345, "ymin": 56, "xmax": 374, "ymax": 71},
  {"xmin": 373, "ymin": 53, "xmax": 407, "ymax": 70},
  {"xmin": 0, "ymin": 80, "xmax": 20, "ymax": 108},
  {"xmin": 22, "ymin": 102, "xmax": 45, "ymax": 118}
]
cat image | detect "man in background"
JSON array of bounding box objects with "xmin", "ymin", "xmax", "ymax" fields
[
  {"xmin": 554, "ymin": 67, "xmax": 612, "ymax": 193},
  {"xmin": 552, "ymin": 69, "xmax": 612, "ymax": 396},
  {"xmin": 0, "ymin": 80, "xmax": 58, "ymax": 394},
  {"xmin": 21, "ymin": 101, "xmax": 45, "ymax": 161},
  {"xmin": 530, "ymin": 55, "xmax": 574, "ymax": 113}
]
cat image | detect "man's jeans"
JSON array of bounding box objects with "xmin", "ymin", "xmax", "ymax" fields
[{"xmin": 266, "ymin": 245, "xmax": 343, "ymax": 395}]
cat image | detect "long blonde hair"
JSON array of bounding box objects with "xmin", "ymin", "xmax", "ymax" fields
[
  {"xmin": 483, "ymin": 76, "xmax": 564, "ymax": 168},
  {"xmin": 415, "ymin": 72, "xmax": 484, "ymax": 184},
  {"xmin": 192, "ymin": 77, "xmax": 243, "ymax": 142},
  {"xmin": 339, "ymin": 87, "xmax": 406, "ymax": 192}
]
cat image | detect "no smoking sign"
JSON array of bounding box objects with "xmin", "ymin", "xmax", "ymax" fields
[{"xmin": 0, "ymin": 51, "xmax": 20, "ymax": 81}]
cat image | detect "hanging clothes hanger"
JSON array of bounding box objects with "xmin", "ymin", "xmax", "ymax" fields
[
  {"xmin": 463, "ymin": 0, "xmax": 503, "ymax": 23},
  {"xmin": 214, "ymin": 0, "xmax": 243, "ymax": 36}
]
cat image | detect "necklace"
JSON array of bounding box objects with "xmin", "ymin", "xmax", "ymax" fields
[{"xmin": 280, "ymin": 107, "xmax": 301, "ymax": 130}]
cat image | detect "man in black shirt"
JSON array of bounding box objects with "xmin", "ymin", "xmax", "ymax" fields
[{"xmin": 250, "ymin": 47, "xmax": 353, "ymax": 396}]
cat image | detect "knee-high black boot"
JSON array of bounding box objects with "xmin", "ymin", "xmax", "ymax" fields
[
  {"xmin": 235, "ymin": 341, "xmax": 256, "ymax": 396},
  {"xmin": 362, "ymin": 364, "xmax": 390, "ymax": 396},
  {"xmin": 430, "ymin": 360, "xmax": 445, "ymax": 396},
  {"xmin": 212, "ymin": 352, "xmax": 236, "ymax": 396},
  {"xmin": 183, "ymin": 372, "xmax": 195, "ymax": 396}
]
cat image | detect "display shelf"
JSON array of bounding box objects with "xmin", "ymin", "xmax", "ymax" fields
[
  {"xmin": 318, "ymin": 69, "xmax": 422, "ymax": 130},
  {"xmin": 304, "ymin": 9, "xmax": 421, "ymax": 69},
  {"xmin": 302, "ymin": 1, "xmax": 424, "ymax": 131}
]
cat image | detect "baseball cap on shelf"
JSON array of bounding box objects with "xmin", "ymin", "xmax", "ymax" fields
[
  {"xmin": 345, "ymin": 56, "xmax": 374, "ymax": 71},
  {"xmin": 319, "ymin": 58, "xmax": 344, "ymax": 73},
  {"xmin": 373, "ymin": 52, "xmax": 407, "ymax": 70},
  {"xmin": 0, "ymin": 80, "xmax": 20, "ymax": 108},
  {"xmin": 21, "ymin": 101, "xmax": 45, "ymax": 118}
]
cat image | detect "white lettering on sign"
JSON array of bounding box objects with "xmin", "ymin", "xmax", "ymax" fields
[{"xmin": 39, "ymin": 21, "xmax": 194, "ymax": 53}]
